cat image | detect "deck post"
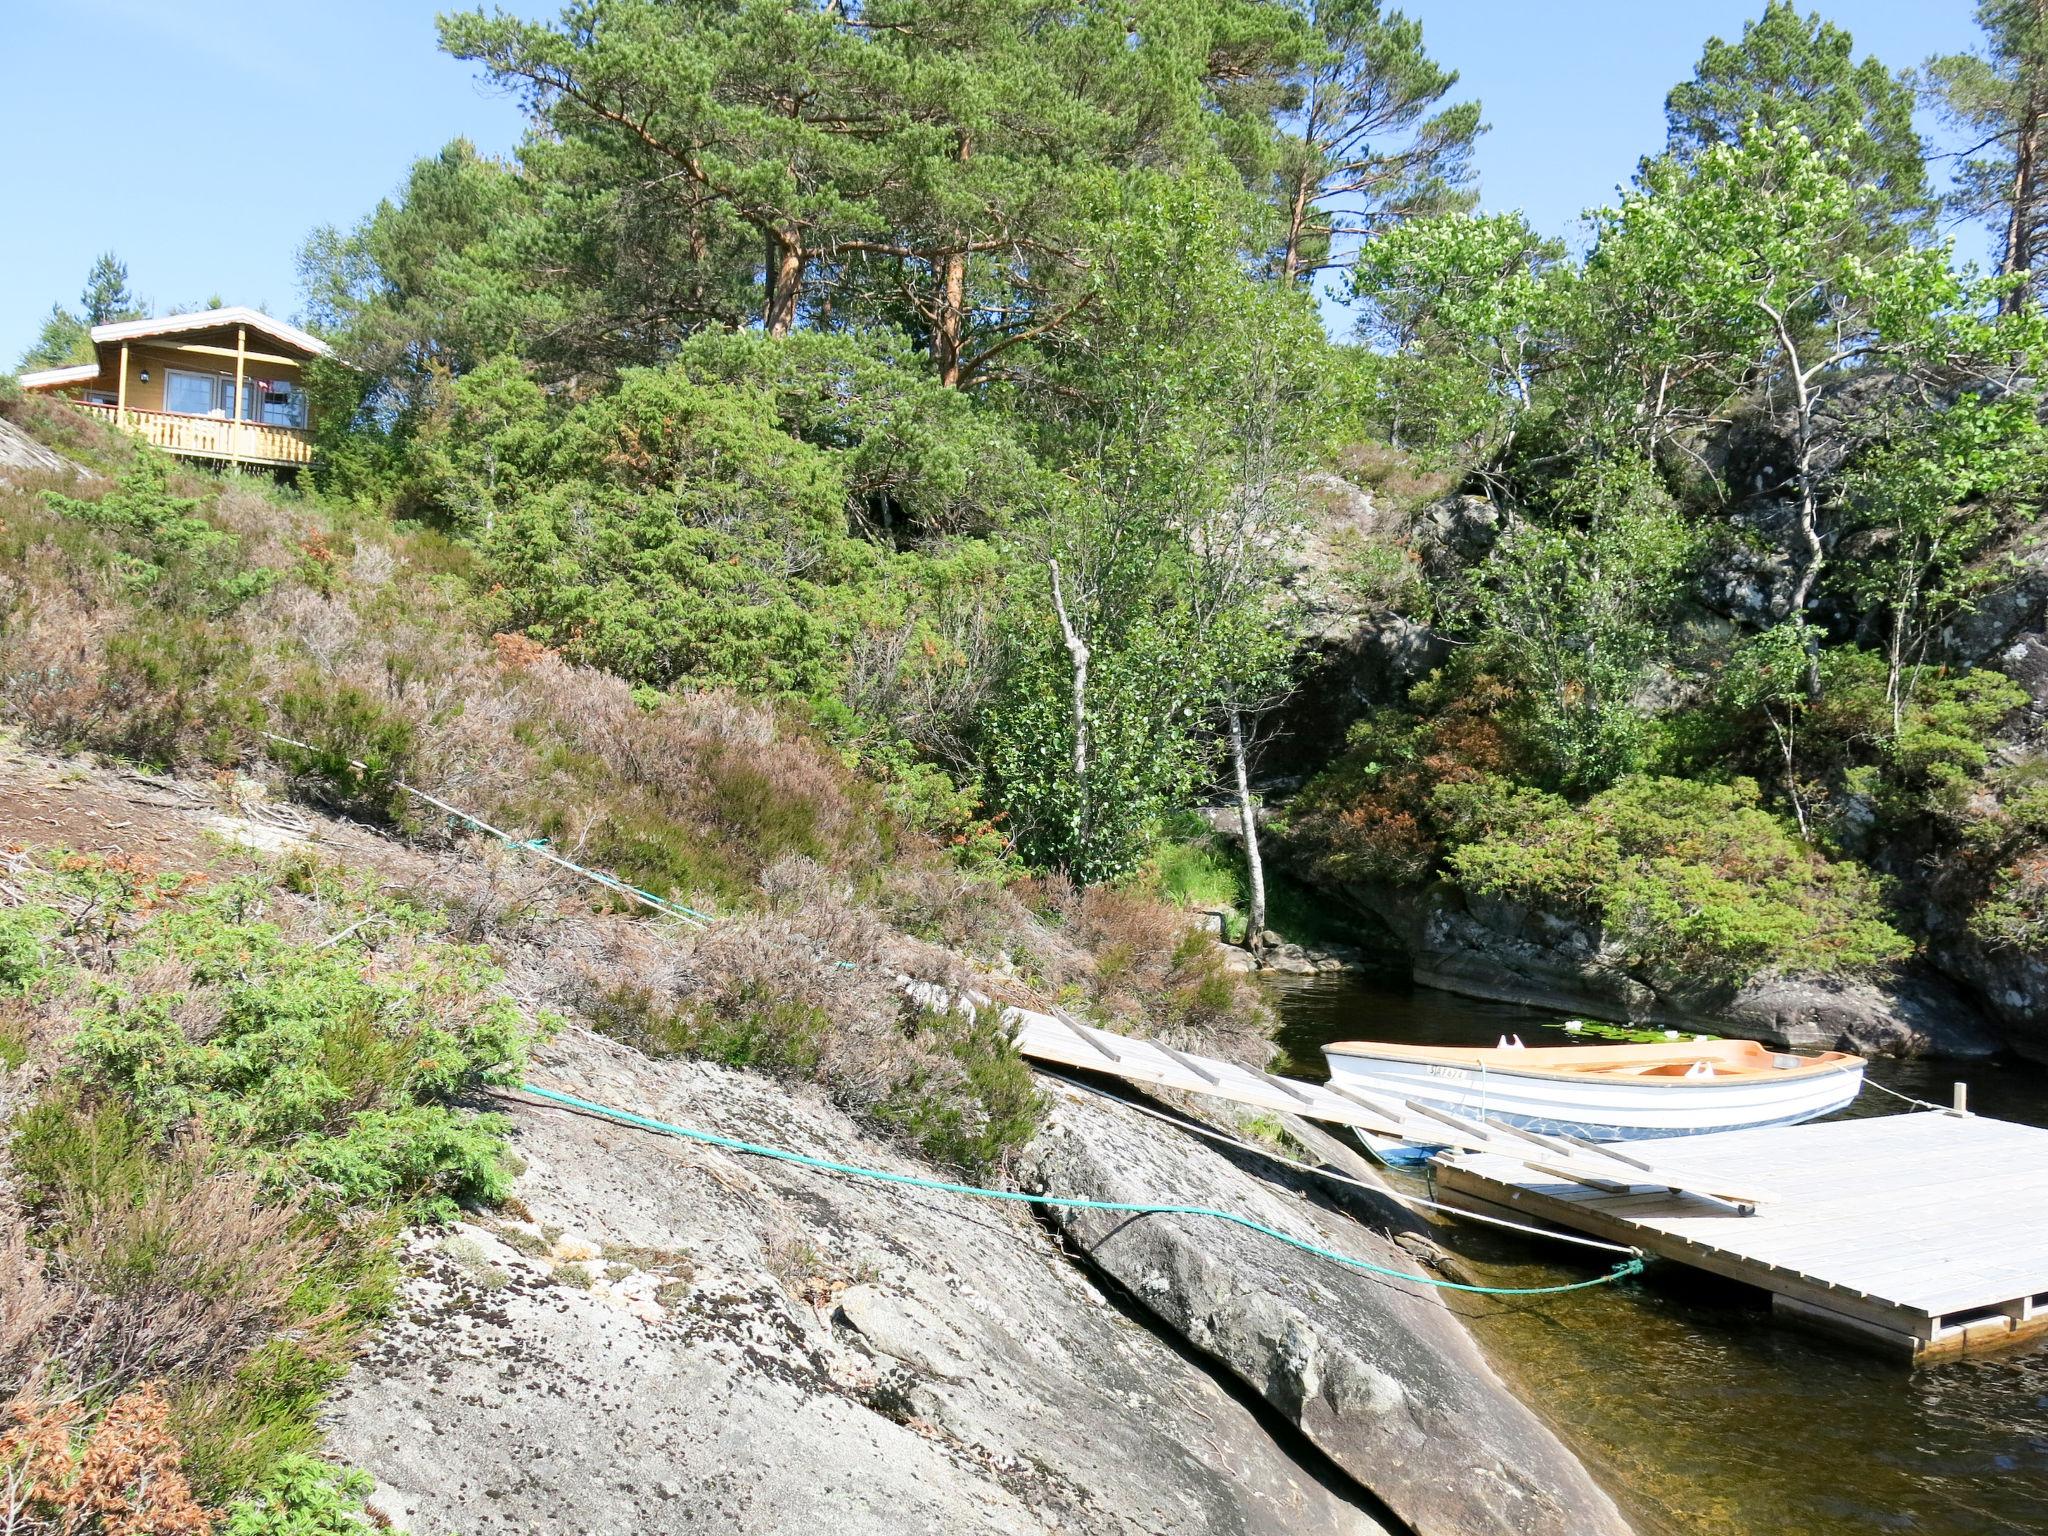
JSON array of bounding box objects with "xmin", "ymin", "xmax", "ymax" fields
[
  {"xmin": 1952, "ymin": 1082, "xmax": 1969, "ymax": 1116},
  {"xmin": 115, "ymin": 343, "xmax": 129, "ymax": 426},
  {"xmin": 230, "ymin": 325, "xmax": 247, "ymax": 469}
]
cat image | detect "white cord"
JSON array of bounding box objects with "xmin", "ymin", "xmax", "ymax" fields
[{"xmin": 1862, "ymin": 1077, "xmax": 1948, "ymax": 1113}]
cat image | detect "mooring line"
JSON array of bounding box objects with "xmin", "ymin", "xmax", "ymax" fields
[
  {"xmin": 256, "ymin": 727, "xmax": 714, "ymax": 926},
  {"xmin": 509, "ymin": 1081, "xmax": 1647, "ymax": 1297},
  {"xmin": 1049, "ymin": 1073, "xmax": 1644, "ymax": 1258}
]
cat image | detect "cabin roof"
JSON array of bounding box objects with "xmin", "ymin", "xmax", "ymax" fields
[
  {"xmin": 16, "ymin": 362, "xmax": 104, "ymax": 391},
  {"xmin": 90, "ymin": 306, "xmax": 330, "ymax": 359}
]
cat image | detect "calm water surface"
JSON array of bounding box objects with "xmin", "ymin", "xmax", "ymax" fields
[{"xmin": 1265, "ymin": 972, "xmax": 2048, "ymax": 1536}]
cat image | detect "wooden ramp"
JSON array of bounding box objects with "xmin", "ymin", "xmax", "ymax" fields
[
  {"xmin": 1000, "ymin": 1006, "xmax": 1765, "ymax": 1207},
  {"xmin": 1434, "ymin": 1110, "xmax": 2048, "ymax": 1362}
]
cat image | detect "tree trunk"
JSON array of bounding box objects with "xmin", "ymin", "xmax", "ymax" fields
[
  {"xmin": 1762, "ymin": 301, "xmax": 1824, "ymax": 698},
  {"xmin": 1228, "ymin": 708, "xmax": 1267, "ymax": 951},
  {"xmin": 932, "ymin": 248, "xmax": 967, "ymax": 387},
  {"xmin": 933, "ymin": 137, "xmax": 971, "ymax": 385},
  {"xmin": 2004, "ymin": 97, "xmax": 2041, "ymax": 312},
  {"xmin": 1048, "ymin": 559, "xmax": 1089, "ymax": 783},
  {"xmin": 1280, "ymin": 170, "xmax": 1313, "ymax": 288},
  {"xmin": 764, "ymin": 228, "xmax": 804, "ymax": 337},
  {"xmin": 2004, "ymin": 0, "xmax": 2048, "ymax": 312},
  {"xmin": 1788, "ymin": 447, "xmax": 1824, "ymax": 700}
]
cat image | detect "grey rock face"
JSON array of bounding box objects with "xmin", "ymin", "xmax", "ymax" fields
[
  {"xmin": 1022, "ymin": 1092, "xmax": 1636, "ymax": 1536},
  {"xmin": 1341, "ymin": 880, "xmax": 2001, "ymax": 1059},
  {"xmin": 324, "ymin": 1027, "xmax": 1396, "ymax": 1536}
]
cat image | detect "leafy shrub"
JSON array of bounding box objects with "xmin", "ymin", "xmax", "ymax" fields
[
  {"xmin": 43, "ymin": 456, "xmax": 274, "ymax": 617},
  {"xmin": 0, "ymin": 903, "xmax": 57, "ymax": 996},
  {"xmin": 1440, "ymin": 774, "xmax": 1911, "ymax": 986},
  {"xmin": 268, "ymin": 674, "xmax": 418, "ymax": 820},
  {"xmin": 59, "ymin": 873, "xmax": 528, "ymax": 1216},
  {"xmin": 219, "ymin": 1456, "xmax": 376, "ymax": 1536},
  {"xmin": 584, "ymin": 900, "xmax": 1043, "ymax": 1177},
  {"xmin": 1289, "ymin": 668, "xmax": 1524, "ymax": 886},
  {"xmin": 874, "ymin": 1009, "xmax": 1041, "ymax": 1175},
  {"xmin": 1, "ymin": 852, "xmax": 531, "ymax": 1524}
]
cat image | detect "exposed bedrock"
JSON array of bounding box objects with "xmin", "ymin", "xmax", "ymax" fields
[
  {"xmin": 1022, "ymin": 1091, "xmax": 1635, "ymax": 1536},
  {"xmin": 323, "ymin": 1026, "xmax": 1636, "ymax": 1534},
  {"xmin": 325, "ymin": 1027, "xmax": 1403, "ymax": 1534}
]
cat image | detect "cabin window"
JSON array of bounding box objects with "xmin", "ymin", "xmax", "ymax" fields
[
  {"xmin": 163, "ymin": 367, "xmax": 304, "ymax": 427},
  {"xmin": 163, "ymin": 369, "xmax": 219, "ymax": 416},
  {"xmin": 256, "ymin": 378, "xmax": 305, "ymax": 428}
]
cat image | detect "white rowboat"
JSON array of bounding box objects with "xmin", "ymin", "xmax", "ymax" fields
[{"xmin": 1322, "ymin": 1037, "xmax": 1865, "ymax": 1143}]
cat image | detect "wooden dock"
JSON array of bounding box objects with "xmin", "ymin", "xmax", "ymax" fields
[
  {"xmin": 1434, "ymin": 1110, "xmax": 2048, "ymax": 1362},
  {"xmin": 1000, "ymin": 1005, "xmax": 1767, "ymax": 1206}
]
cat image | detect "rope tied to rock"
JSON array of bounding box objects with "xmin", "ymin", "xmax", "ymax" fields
[
  {"xmin": 512, "ymin": 1082, "xmax": 1648, "ymax": 1299},
  {"xmin": 256, "ymin": 728, "xmax": 715, "ymax": 926}
]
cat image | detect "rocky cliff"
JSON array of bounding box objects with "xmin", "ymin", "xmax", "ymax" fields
[
  {"xmin": 323, "ymin": 1026, "xmax": 1633, "ymax": 1536},
  {"xmin": 1267, "ymin": 468, "xmax": 2048, "ymax": 1061}
]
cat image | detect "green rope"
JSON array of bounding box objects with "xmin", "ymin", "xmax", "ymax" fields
[{"xmin": 516, "ymin": 1083, "xmax": 1647, "ymax": 1298}]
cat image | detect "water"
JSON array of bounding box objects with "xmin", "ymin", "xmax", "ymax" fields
[{"xmin": 1266, "ymin": 972, "xmax": 2048, "ymax": 1536}]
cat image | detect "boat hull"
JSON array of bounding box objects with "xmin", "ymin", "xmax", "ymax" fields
[{"xmin": 1324, "ymin": 1047, "xmax": 1865, "ymax": 1142}]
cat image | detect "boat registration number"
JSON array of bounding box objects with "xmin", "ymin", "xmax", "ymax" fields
[{"xmin": 1425, "ymin": 1065, "xmax": 1475, "ymax": 1082}]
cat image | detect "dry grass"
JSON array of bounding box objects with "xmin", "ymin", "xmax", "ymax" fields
[
  {"xmin": 1020, "ymin": 879, "xmax": 1272, "ymax": 1062},
  {"xmin": 1332, "ymin": 440, "xmax": 1459, "ymax": 508},
  {"xmin": 5, "ymin": 1142, "xmax": 334, "ymax": 1400},
  {"xmin": 0, "ymin": 439, "xmax": 1281, "ymax": 1167}
]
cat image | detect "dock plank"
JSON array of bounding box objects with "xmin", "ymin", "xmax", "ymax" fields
[{"xmin": 1435, "ymin": 1110, "xmax": 2048, "ymax": 1362}]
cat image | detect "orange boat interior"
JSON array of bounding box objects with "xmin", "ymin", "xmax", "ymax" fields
[{"xmin": 1323, "ymin": 1037, "xmax": 1862, "ymax": 1083}]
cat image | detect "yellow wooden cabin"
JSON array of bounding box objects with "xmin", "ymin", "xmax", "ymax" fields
[{"xmin": 17, "ymin": 307, "xmax": 328, "ymax": 469}]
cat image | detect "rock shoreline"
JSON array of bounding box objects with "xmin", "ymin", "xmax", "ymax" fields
[{"xmin": 325, "ymin": 1026, "xmax": 1636, "ymax": 1535}]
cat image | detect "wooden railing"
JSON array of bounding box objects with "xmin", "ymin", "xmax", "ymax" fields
[{"xmin": 71, "ymin": 402, "xmax": 313, "ymax": 467}]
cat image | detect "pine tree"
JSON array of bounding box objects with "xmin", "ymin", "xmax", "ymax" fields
[
  {"xmin": 1929, "ymin": 0, "xmax": 2048, "ymax": 310},
  {"xmin": 1272, "ymin": 0, "xmax": 1481, "ymax": 286},
  {"xmin": 79, "ymin": 252, "xmax": 142, "ymax": 326},
  {"xmin": 1665, "ymin": 2, "xmax": 1931, "ymax": 242}
]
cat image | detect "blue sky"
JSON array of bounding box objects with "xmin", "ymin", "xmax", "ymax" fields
[{"xmin": 0, "ymin": 0, "xmax": 1991, "ymax": 366}]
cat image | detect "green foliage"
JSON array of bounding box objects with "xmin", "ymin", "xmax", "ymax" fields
[
  {"xmin": 0, "ymin": 850, "xmax": 532, "ymax": 1525},
  {"xmin": 1662, "ymin": 0, "xmax": 1931, "ymax": 237},
  {"xmin": 875, "ymin": 1009, "xmax": 1042, "ymax": 1176},
  {"xmin": 16, "ymin": 253, "xmax": 144, "ymax": 371},
  {"xmin": 269, "ymin": 675, "xmax": 419, "ymax": 820},
  {"xmin": 222, "ymin": 1457, "xmax": 377, "ymax": 1536},
  {"xmin": 17, "ymin": 304, "xmax": 92, "ymax": 372},
  {"xmin": 56, "ymin": 870, "xmax": 530, "ymax": 1219},
  {"xmin": 1456, "ymin": 453, "xmax": 1696, "ymax": 791},
  {"xmin": 1152, "ymin": 831, "xmax": 1246, "ymax": 914},
  {"xmin": 1275, "ymin": 0, "xmax": 1481, "ymax": 281},
  {"xmin": 986, "ymin": 179, "xmax": 1335, "ymax": 881},
  {"xmin": 1927, "ymin": 0, "xmax": 2048, "ymax": 308},
  {"xmin": 44, "ymin": 456, "xmax": 275, "ymax": 616},
  {"xmin": 79, "ymin": 252, "xmax": 144, "ymax": 327},
  {"xmin": 1349, "ymin": 210, "xmax": 1561, "ymax": 460},
  {"xmin": 1440, "ymin": 773, "xmax": 1912, "ymax": 987},
  {"xmin": 1672, "ymin": 639, "xmax": 2029, "ymax": 838},
  {"xmin": 0, "ymin": 901, "xmax": 57, "ymax": 996}
]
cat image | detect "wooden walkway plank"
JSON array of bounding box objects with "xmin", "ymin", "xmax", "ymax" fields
[{"xmin": 1435, "ymin": 1111, "xmax": 2048, "ymax": 1363}]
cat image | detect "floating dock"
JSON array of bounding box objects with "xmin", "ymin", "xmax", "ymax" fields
[
  {"xmin": 996, "ymin": 997, "xmax": 2048, "ymax": 1363},
  {"xmin": 1434, "ymin": 1109, "xmax": 2048, "ymax": 1362}
]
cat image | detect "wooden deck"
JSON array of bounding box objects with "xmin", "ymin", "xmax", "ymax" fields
[
  {"xmin": 1434, "ymin": 1110, "xmax": 2048, "ymax": 1362},
  {"xmin": 71, "ymin": 402, "xmax": 312, "ymax": 467}
]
